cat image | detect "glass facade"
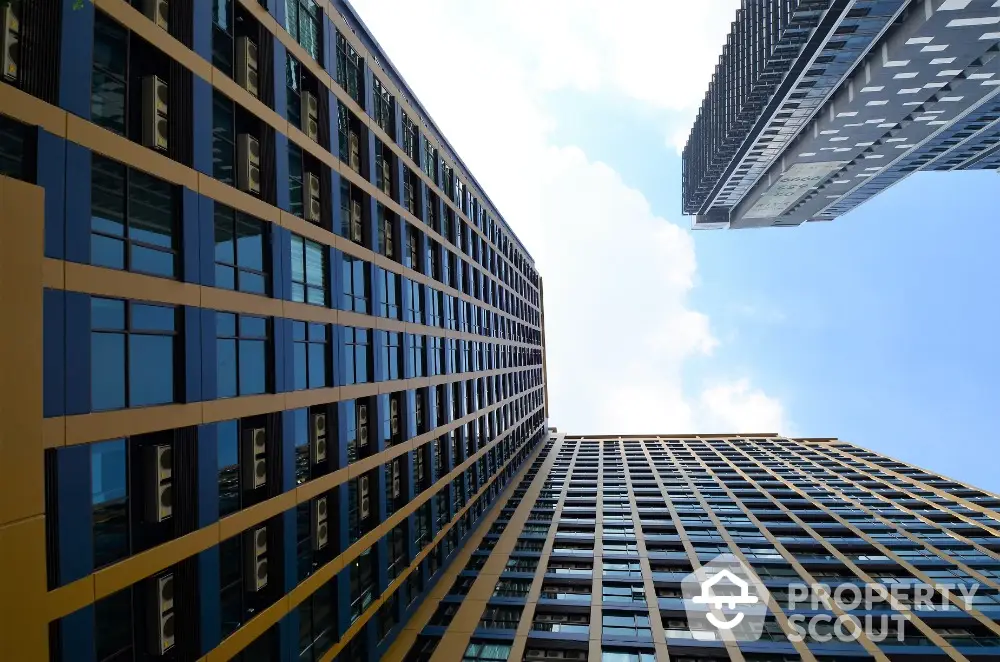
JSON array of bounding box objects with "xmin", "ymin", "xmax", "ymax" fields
[
  {"xmin": 4, "ymin": 1, "xmax": 544, "ymax": 661},
  {"xmin": 397, "ymin": 433, "xmax": 1000, "ymax": 662},
  {"xmin": 683, "ymin": 0, "xmax": 1000, "ymax": 229}
]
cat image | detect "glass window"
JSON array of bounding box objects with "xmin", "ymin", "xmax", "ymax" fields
[
  {"xmin": 341, "ymin": 255, "xmax": 369, "ymax": 314},
  {"xmin": 0, "ymin": 114, "xmax": 30, "ymax": 181},
  {"xmin": 290, "ymin": 234, "xmax": 327, "ymax": 305},
  {"xmin": 286, "ymin": 53, "xmax": 302, "ymax": 129},
  {"xmin": 285, "ymin": 0, "xmax": 320, "ymax": 61},
  {"xmin": 92, "ymin": 439, "xmax": 129, "ymax": 568},
  {"xmin": 372, "ymin": 76, "xmax": 394, "ymax": 139},
  {"xmin": 408, "ymin": 334, "xmax": 426, "ymax": 378},
  {"xmin": 462, "ymin": 642, "xmax": 511, "ymax": 662},
  {"xmin": 292, "ymin": 321, "xmax": 329, "ymax": 390},
  {"xmin": 401, "ymin": 112, "xmax": 418, "ymax": 164},
  {"xmin": 217, "ymin": 312, "xmax": 269, "ymax": 398},
  {"xmin": 91, "ymin": 298, "xmax": 177, "ymax": 411},
  {"xmin": 379, "ymin": 269, "xmax": 400, "ymax": 319},
  {"xmin": 214, "ymin": 204, "xmax": 268, "ymax": 294},
  {"xmin": 289, "ymin": 142, "xmax": 304, "ymax": 220},
  {"xmin": 213, "ymin": 92, "xmax": 236, "ymax": 184},
  {"xmin": 335, "ymin": 30, "xmax": 363, "ymax": 106},
  {"xmin": 220, "ymin": 534, "xmax": 244, "ymax": 637},
  {"xmin": 349, "ymin": 547, "xmax": 376, "ymax": 622},
  {"xmin": 382, "ymin": 331, "xmax": 401, "ymax": 382},
  {"xmin": 217, "ymin": 420, "xmax": 240, "ymax": 517},
  {"xmin": 343, "ymin": 327, "xmax": 371, "ymax": 385},
  {"xmin": 212, "ymin": 0, "xmax": 235, "ymax": 74},
  {"xmin": 297, "ymin": 580, "xmax": 336, "ymax": 660},
  {"xmin": 95, "ymin": 587, "xmax": 134, "ymax": 662},
  {"xmin": 91, "ymin": 156, "xmax": 178, "ymax": 279},
  {"xmin": 91, "ymin": 12, "xmax": 127, "ymax": 135}
]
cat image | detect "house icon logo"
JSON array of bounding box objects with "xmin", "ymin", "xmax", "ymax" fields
[{"xmin": 682, "ymin": 554, "xmax": 769, "ymax": 641}]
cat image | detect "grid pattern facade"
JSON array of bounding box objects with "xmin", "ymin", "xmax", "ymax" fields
[
  {"xmin": 0, "ymin": 0, "xmax": 546, "ymax": 660},
  {"xmin": 683, "ymin": 0, "xmax": 1000, "ymax": 230},
  {"xmin": 392, "ymin": 433, "xmax": 1000, "ymax": 662}
]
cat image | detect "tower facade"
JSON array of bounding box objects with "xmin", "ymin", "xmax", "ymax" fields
[
  {"xmin": 0, "ymin": 0, "xmax": 545, "ymax": 660},
  {"xmin": 683, "ymin": 0, "xmax": 1000, "ymax": 230},
  {"xmin": 390, "ymin": 432, "xmax": 1000, "ymax": 661}
]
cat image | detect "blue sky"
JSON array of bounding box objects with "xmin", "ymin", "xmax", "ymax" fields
[{"xmin": 352, "ymin": 0, "xmax": 1000, "ymax": 493}]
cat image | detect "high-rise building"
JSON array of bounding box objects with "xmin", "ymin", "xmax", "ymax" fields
[
  {"xmin": 682, "ymin": 0, "xmax": 1000, "ymax": 230},
  {"xmin": 0, "ymin": 0, "xmax": 546, "ymax": 660},
  {"xmin": 388, "ymin": 432, "xmax": 1000, "ymax": 662}
]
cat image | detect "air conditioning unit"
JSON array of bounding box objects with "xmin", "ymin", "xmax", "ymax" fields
[
  {"xmin": 380, "ymin": 157, "xmax": 391, "ymax": 195},
  {"xmin": 312, "ymin": 412, "xmax": 327, "ymax": 463},
  {"xmin": 245, "ymin": 525, "xmax": 268, "ymax": 592},
  {"xmin": 237, "ymin": 134, "xmax": 261, "ymax": 195},
  {"xmin": 391, "ymin": 460, "xmax": 401, "ymax": 499},
  {"xmin": 141, "ymin": 76, "xmax": 168, "ymax": 152},
  {"xmin": 311, "ymin": 496, "xmax": 328, "ymax": 551},
  {"xmin": 147, "ymin": 573, "xmax": 175, "ymax": 654},
  {"xmin": 305, "ymin": 171, "xmax": 321, "ymax": 223},
  {"xmin": 2, "ymin": 3, "xmax": 19, "ymax": 82},
  {"xmin": 359, "ymin": 475, "xmax": 370, "ymax": 519},
  {"xmin": 357, "ymin": 403, "xmax": 368, "ymax": 447},
  {"xmin": 243, "ymin": 427, "xmax": 267, "ymax": 490},
  {"xmin": 143, "ymin": 0, "xmax": 169, "ymax": 31},
  {"xmin": 349, "ymin": 131, "xmax": 360, "ymax": 172},
  {"xmin": 236, "ymin": 37, "xmax": 259, "ymax": 98},
  {"xmin": 350, "ymin": 200, "xmax": 363, "ymax": 242},
  {"xmin": 302, "ymin": 90, "xmax": 319, "ymax": 141},
  {"xmin": 389, "ymin": 397, "xmax": 399, "ymax": 435},
  {"xmin": 144, "ymin": 444, "xmax": 173, "ymax": 523}
]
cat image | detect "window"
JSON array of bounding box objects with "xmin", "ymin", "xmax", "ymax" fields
[
  {"xmin": 422, "ymin": 137, "xmax": 438, "ymax": 184},
  {"xmin": 407, "ymin": 285, "xmax": 425, "ymax": 331},
  {"xmin": 341, "ymin": 255, "xmax": 370, "ymax": 313},
  {"xmin": 382, "ymin": 331, "xmax": 402, "ymax": 381},
  {"xmin": 601, "ymin": 650, "xmax": 656, "ymax": 662},
  {"xmin": 349, "ymin": 547, "xmax": 375, "ymax": 622},
  {"xmin": 92, "ymin": 439, "xmax": 129, "ymax": 568},
  {"xmin": 297, "ymin": 580, "xmax": 336, "ymax": 661},
  {"xmin": 462, "ymin": 642, "xmax": 510, "ymax": 661},
  {"xmin": 379, "ymin": 269, "xmax": 401, "ymax": 319},
  {"xmin": 212, "ymin": 91, "xmax": 236, "ymax": 184},
  {"xmin": 217, "ymin": 313, "xmax": 269, "ymax": 397},
  {"xmin": 211, "ymin": 0, "xmax": 235, "ymax": 74},
  {"xmin": 343, "ymin": 327, "xmax": 371, "ymax": 385},
  {"xmin": 285, "ymin": 0, "xmax": 320, "ymax": 61},
  {"xmin": 602, "ymin": 583, "xmax": 646, "ymax": 603},
  {"xmin": 602, "ymin": 612, "xmax": 652, "ymax": 639},
  {"xmin": 91, "ymin": 298, "xmax": 177, "ymax": 410},
  {"xmin": 289, "ymin": 142, "xmax": 304, "ymax": 219},
  {"xmin": 336, "ymin": 30, "xmax": 363, "ymax": 106},
  {"xmin": 290, "ymin": 233, "xmax": 327, "ymax": 305},
  {"xmin": 402, "ymin": 111, "xmax": 418, "ymax": 163},
  {"xmin": 408, "ymin": 334, "xmax": 426, "ymax": 378},
  {"xmin": 92, "ymin": 12, "xmax": 127, "ymax": 135},
  {"xmin": 372, "ymin": 76, "xmax": 394, "ymax": 138},
  {"xmin": 292, "ymin": 321, "xmax": 328, "ymax": 390},
  {"xmin": 286, "ymin": 53, "xmax": 303, "ymax": 129},
  {"xmin": 95, "ymin": 587, "xmax": 134, "ymax": 662},
  {"xmin": 386, "ymin": 523, "xmax": 407, "ymax": 581},
  {"xmin": 91, "ymin": 156, "xmax": 178, "ymax": 278},
  {"xmin": 217, "ymin": 420, "xmax": 241, "ymax": 517},
  {"xmin": 0, "ymin": 114, "xmax": 31, "ymax": 181},
  {"xmin": 377, "ymin": 205, "xmax": 395, "ymax": 258},
  {"xmin": 214, "ymin": 204, "xmax": 268, "ymax": 294},
  {"xmin": 220, "ymin": 534, "xmax": 245, "ymax": 637}
]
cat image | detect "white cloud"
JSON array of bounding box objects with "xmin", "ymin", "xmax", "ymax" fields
[{"xmin": 350, "ymin": 0, "xmax": 787, "ymax": 435}]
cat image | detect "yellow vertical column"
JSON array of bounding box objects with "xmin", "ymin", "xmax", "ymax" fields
[{"xmin": 0, "ymin": 176, "xmax": 49, "ymax": 661}]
